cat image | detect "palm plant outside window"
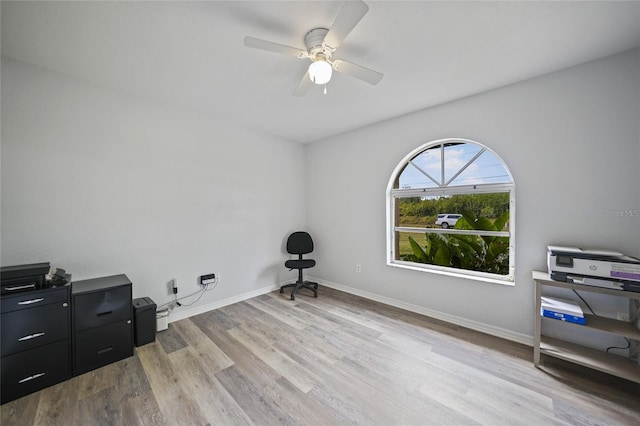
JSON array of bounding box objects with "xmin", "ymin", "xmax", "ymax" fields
[{"xmin": 387, "ymin": 139, "xmax": 515, "ymax": 283}]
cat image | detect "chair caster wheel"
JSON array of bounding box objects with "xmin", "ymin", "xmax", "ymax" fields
[
  {"xmin": 280, "ymin": 288, "xmax": 284, "ymax": 294},
  {"xmin": 290, "ymin": 295, "xmax": 295, "ymax": 300},
  {"xmin": 314, "ymin": 294, "xmax": 318, "ymax": 298}
]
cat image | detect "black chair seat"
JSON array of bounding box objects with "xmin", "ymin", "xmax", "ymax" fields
[
  {"xmin": 285, "ymin": 259, "xmax": 316, "ymax": 270},
  {"xmin": 280, "ymin": 231, "xmax": 318, "ymax": 300}
]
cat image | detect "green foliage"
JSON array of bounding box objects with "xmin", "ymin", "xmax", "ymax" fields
[{"xmin": 405, "ymin": 210, "xmax": 510, "ymax": 275}]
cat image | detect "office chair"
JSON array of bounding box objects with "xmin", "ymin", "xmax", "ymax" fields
[{"xmin": 280, "ymin": 231, "xmax": 318, "ymax": 300}]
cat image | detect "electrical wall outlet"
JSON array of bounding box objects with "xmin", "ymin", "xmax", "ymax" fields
[
  {"xmin": 356, "ymin": 264, "xmax": 362, "ymax": 273},
  {"xmin": 200, "ymin": 273, "xmax": 216, "ymax": 288},
  {"xmin": 617, "ymin": 312, "xmax": 629, "ymax": 322}
]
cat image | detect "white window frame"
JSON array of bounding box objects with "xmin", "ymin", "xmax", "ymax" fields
[{"xmin": 386, "ymin": 138, "xmax": 516, "ymax": 285}]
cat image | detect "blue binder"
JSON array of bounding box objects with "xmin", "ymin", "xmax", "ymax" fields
[{"xmin": 542, "ymin": 309, "xmax": 586, "ymax": 325}]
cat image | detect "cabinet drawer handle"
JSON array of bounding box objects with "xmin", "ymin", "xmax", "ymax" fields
[
  {"xmin": 17, "ymin": 297, "xmax": 44, "ymax": 305},
  {"xmin": 97, "ymin": 346, "xmax": 114, "ymax": 355},
  {"xmin": 18, "ymin": 373, "xmax": 45, "ymax": 384},
  {"xmin": 5, "ymin": 284, "xmax": 36, "ymax": 292},
  {"xmin": 18, "ymin": 332, "xmax": 45, "ymax": 342},
  {"xmin": 97, "ymin": 310, "xmax": 112, "ymax": 317}
]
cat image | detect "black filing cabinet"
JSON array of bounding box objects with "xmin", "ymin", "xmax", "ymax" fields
[
  {"xmin": 72, "ymin": 274, "xmax": 133, "ymax": 376},
  {"xmin": 0, "ymin": 285, "xmax": 71, "ymax": 404}
]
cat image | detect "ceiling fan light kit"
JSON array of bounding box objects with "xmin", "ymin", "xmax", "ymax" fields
[
  {"xmin": 243, "ymin": 0, "xmax": 383, "ymax": 96},
  {"xmin": 309, "ymin": 57, "xmax": 332, "ymax": 85}
]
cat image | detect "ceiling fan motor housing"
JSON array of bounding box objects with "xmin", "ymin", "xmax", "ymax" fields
[{"xmin": 305, "ymin": 28, "xmax": 331, "ymax": 59}]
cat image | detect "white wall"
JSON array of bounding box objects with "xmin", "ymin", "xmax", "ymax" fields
[
  {"xmin": 1, "ymin": 58, "xmax": 306, "ymax": 316},
  {"xmin": 306, "ymin": 48, "xmax": 640, "ymax": 340}
]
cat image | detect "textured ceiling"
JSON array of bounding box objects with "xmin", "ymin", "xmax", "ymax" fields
[{"xmin": 2, "ymin": 1, "xmax": 639, "ymax": 143}]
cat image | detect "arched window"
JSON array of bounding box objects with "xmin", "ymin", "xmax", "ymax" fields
[{"xmin": 386, "ymin": 138, "xmax": 515, "ymax": 283}]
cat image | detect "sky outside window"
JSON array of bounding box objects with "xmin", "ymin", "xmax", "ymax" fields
[{"xmin": 399, "ymin": 143, "xmax": 510, "ymax": 188}]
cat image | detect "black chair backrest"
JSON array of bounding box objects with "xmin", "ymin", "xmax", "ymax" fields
[{"xmin": 287, "ymin": 232, "xmax": 314, "ymax": 255}]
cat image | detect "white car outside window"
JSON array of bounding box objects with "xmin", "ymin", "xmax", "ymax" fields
[{"xmin": 435, "ymin": 214, "xmax": 462, "ymax": 229}]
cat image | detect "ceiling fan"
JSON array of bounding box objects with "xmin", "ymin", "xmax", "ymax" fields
[{"xmin": 243, "ymin": 0, "xmax": 383, "ymax": 96}]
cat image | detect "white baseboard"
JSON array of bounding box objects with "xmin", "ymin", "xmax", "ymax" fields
[
  {"xmin": 163, "ymin": 276, "xmax": 533, "ymax": 347},
  {"xmin": 166, "ymin": 283, "xmax": 282, "ymax": 323},
  {"xmin": 310, "ymin": 276, "xmax": 533, "ymax": 347}
]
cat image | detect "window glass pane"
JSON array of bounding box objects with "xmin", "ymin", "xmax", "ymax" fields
[
  {"xmin": 396, "ymin": 230, "xmax": 425, "ymax": 261},
  {"xmin": 443, "ymin": 142, "xmax": 483, "ymax": 184},
  {"xmin": 397, "ymin": 193, "xmax": 510, "ymax": 230},
  {"xmin": 398, "ymin": 163, "xmax": 439, "ymax": 189},
  {"xmin": 399, "ymin": 142, "xmax": 512, "ymax": 189},
  {"xmin": 448, "ymin": 149, "xmax": 511, "ymax": 185},
  {"xmin": 397, "ymin": 197, "xmax": 440, "ymax": 227},
  {"xmin": 398, "ymin": 145, "xmax": 441, "ymax": 188}
]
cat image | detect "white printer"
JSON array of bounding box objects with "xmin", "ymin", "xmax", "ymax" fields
[{"xmin": 547, "ymin": 246, "xmax": 640, "ymax": 292}]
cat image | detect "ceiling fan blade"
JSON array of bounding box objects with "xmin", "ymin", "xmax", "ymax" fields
[
  {"xmin": 243, "ymin": 36, "xmax": 307, "ymax": 58},
  {"xmin": 293, "ymin": 71, "xmax": 313, "ymax": 97},
  {"xmin": 323, "ymin": 0, "xmax": 369, "ymax": 51},
  {"xmin": 333, "ymin": 60, "xmax": 383, "ymax": 85}
]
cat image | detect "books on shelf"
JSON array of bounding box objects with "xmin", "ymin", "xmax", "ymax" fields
[{"xmin": 541, "ymin": 296, "xmax": 585, "ymax": 325}]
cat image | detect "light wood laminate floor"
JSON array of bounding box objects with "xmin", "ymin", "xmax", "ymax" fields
[{"xmin": 2, "ymin": 286, "xmax": 639, "ymax": 425}]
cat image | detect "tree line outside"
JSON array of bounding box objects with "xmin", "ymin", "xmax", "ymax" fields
[{"xmin": 397, "ymin": 192, "xmax": 510, "ymax": 228}]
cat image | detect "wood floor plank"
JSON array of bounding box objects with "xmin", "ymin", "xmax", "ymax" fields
[
  {"xmin": 227, "ymin": 325, "xmax": 320, "ymax": 393},
  {"xmin": 136, "ymin": 341, "xmax": 209, "ymax": 425},
  {"xmin": 218, "ymin": 301, "xmax": 268, "ymax": 327},
  {"xmin": 0, "ymin": 391, "xmax": 40, "ymax": 426},
  {"xmin": 168, "ymin": 346, "xmax": 252, "ymax": 425},
  {"xmin": 119, "ymin": 390, "xmax": 165, "ymax": 426},
  {"xmin": 215, "ymin": 365, "xmax": 296, "ymax": 425},
  {"xmin": 171, "ymin": 319, "xmax": 234, "ymax": 373},
  {"xmin": 427, "ymin": 348, "xmax": 557, "ymax": 412},
  {"xmin": 76, "ymin": 360, "xmax": 117, "ymax": 400},
  {"xmin": 110, "ymin": 354, "xmax": 153, "ymax": 402},
  {"xmin": 75, "ymin": 386, "xmax": 122, "ymax": 426},
  {"xmin": 263, "ymin": 376, "xmax": 347, "ymax": 426},
  {"xmin": 155, "ymin": 323, "xmax": 188, "ymax": 354},
  {"xmin": 329, "ymin": 354, "xmax": 463, "ymax": 425},
  {"xmin": 551, "ymin": 392, "xmax": 640, "ymax": 425},
  {"xmin": 194, "ymin": 307, "xmax": 240, "ymax": 331},
  {"xmin": 245, "ymin": 296, "xmax": 311, "ymax": 330},
  {"xmin": 32, "ymin": 376, "xmax": 79, "ymax": 426},
  {"xmin": 191, "ymin": 316, "xmax": 283, "ymax": 388},
  {"xmin": 416, "ymin": 350, "xmax": 561, "ymax": 425},
  {"xmin": 241, "ymin": 305, "xmax": 346, "ymax": 366}
]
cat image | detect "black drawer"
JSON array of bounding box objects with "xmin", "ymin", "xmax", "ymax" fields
[
  {"xmin": 1, "ymin": 340, "xmax": 70, "ymax": 404},
  {"xmin": 74, "ymin": 320, "xmax": 133, "ymax": 375},
  {"xmin": 1, "ymin": 286, "xmax": 68, "ymax": 314},
  {"xmin": 74, "ymin": 286, "xmax": 131, "ymax": 332},
  {"xmin": 1, "ymin": 301, "xmax": 69, "ymax": 357}
]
